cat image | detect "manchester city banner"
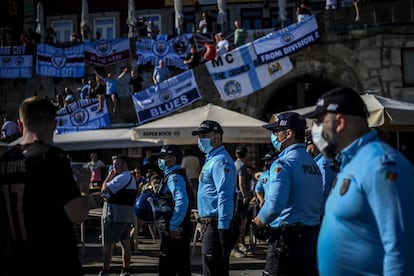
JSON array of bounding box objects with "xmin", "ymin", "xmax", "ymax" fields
[
  {"xmin": 0, "ymin": 46, "xmax": 33, "ymax": 78},
  {"xmin": 85, "ymin": 38, "xmax": 131, "ymax": 67},
  {"xmin": 205, "ymin": 43, "xmax": 292, "ymax": 101},
  {"xmin": 135, "ymin": 33, "xmax": 192, "ymax": 69},
  {"xmin": 252, "ymin": 15, "xmax": 319, "ymax": 65},
  {"xmin": 36, "ymin": 43, "xmax": 85, "ymax": 78},
  {"xmin": 132, "ymin": 70, "xmax": 201, "ymax": 124},
  {"xmin": 56, "ymin": 98, "xmax": 111, "ymax": 134}
]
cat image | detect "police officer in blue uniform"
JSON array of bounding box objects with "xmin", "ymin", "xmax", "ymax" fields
[
  {"xmin": 191, "ymin": 120, "xmax": 236, "ymax": 276},
  {"xmin": 252, "ymin": 111, "xmax": 323, "ymax": 276},
  {"xmin": 154, "ymin": 145, "xmax": 192, "ymax": 276},
  {"xmin": 303, "ymin": 87, "xmax": 414, "ymax": 276},
  {"xmin": 305, "ymin": 134, "xmax": 337, "ymax": 218},
  {"xmin": 255, "ymin": 151, "xmax": 277, "ymax": 209}
]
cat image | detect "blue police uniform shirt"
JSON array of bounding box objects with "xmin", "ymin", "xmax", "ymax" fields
[
  {"xmin": 255, "ymin": 169, "xmax": 270, "ymax": 195},
  {"xmin": 257, "ymin": 143, "xmax": 323, "ymax": 228},
  {"xmin": 160, "ymin": 164, "xmax": 189, "ymax": 232},
  {"xmin": 314, "ymin": 153, "xmax": 337, "ymax": 214},
  {"xmin": 318, "ymin": 130, "xmax": 414, "ymax": 276},
  {"xmin": 198, "ymin": 145, "xmax": 236, "ymax": 229}
]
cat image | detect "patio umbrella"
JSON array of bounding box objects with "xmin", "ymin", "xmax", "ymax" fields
[
  {"xmin": 35, "ymin": 2, "xmax": 45, "ymax": 39},
  {"xmin": 174, "ymin": 0, "xmax": 184, "ymax": 35},
  {"xmin": 80, "ymin": 0, "xmax": 90, "ymax": 40},
  {"xmin": 217, "ymin": 0, "xmax": 227, "ymax": 31},
  {"xmin": 127, "ymin": 0, "xmax": 137, "ymax": 38},
  {"xmin": 271, "ymin": 94, "xmax": 414, "ymax": 149},
  {"xmin": 132, "ymin": 103, "xmax": 270, "ymax": 145}
]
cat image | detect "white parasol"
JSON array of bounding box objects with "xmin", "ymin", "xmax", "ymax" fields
[
  {"xmin": 35, "ymin": 2, "xmax": 45, "ymax": 38},
  {"xmin": 174, "ymin": 0, "xmax": 184, "ymax": 35},
  {"xmin": 127, "ymin": 0, "xmax": 137, "ymax": 38},
  {"xmin": 80, "ymin": 0, "xmax": 90, "ymax": 40}
]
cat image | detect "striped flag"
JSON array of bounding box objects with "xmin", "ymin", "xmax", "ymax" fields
[
  {"xmin": 85, "ymin": 38, "xmax": 131, "ymax": 67},
  {"xmin": 36, "ymin": 43, "xmax": 85, "ymax": 78}
]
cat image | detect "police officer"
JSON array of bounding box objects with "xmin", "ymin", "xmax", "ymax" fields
[
  {"xmin": 191, "ymin": 120, "xmax": 236, "ymax": 276},
  {"xmin": 303, "ymin": 87, "xmax": 414, "ymax": 276},
  {"xmin": 154, "ymin": 144, "xmax": 192, "ymax": 276},
  {"xmin": 305, "ymin": 133, "xmax": 337, "ymax": 218},
  {"xmin": 252, "ymin": 111, "xmax": 323, "ymax": 276},
  {"xmin": 255, "ymin": 151, "xmax": 277, "ymax": 209}
]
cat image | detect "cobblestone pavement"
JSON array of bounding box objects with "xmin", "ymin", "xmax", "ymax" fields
[{"xmin": 79, "ymin": 226, "xmax": 267, "ymax": 275}]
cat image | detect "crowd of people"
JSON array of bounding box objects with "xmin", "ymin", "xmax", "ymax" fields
[{"xmin": 1, "ymin": 86, "xmax": 414, "ymax": 275}]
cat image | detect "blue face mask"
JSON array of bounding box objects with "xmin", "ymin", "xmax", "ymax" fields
[
  {"xmin": 271, "ymin": 133, "xmax": 286, "ymax": 152},
  {"xmin": 157, "ymin": 158, "xmax": 168, "ymax": 171},
  {"xmin": 198, "ymin": 138, "xmax": 213, "ymax": 153}
]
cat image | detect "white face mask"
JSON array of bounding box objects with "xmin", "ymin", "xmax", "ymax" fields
[{"xmin": 311, "ymin": 123, "xmax": 329, "ymax": 153}]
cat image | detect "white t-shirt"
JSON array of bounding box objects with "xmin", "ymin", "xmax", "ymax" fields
[
  {"xmin": 216, "ymin": 39, "xmax": 230, "ymax": 57},
  {"xmin": 199, "ymin": 19, "xmax": 208, "ymax": 33}
]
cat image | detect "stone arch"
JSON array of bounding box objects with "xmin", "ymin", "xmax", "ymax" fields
[{"xmin": 245, "ymin": 43, "xmax": 370, "ymax": 122}]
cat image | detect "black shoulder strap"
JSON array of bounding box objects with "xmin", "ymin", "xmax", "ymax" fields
[{"xmin": 116, "ymin": 174, "xmax": 134, "ymax": 192}]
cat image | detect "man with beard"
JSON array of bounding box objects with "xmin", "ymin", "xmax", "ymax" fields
[{"xmin": 303, "ymin": 87, "xmax": 414, "ymax": 276}]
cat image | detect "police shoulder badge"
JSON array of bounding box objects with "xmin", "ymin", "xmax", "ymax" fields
[
  {"xmin": 172, "ymin": 175, "xmax": 178, "ymax": 184},
  {"xmin": 339, "ymin": 178, "xmax": 351, "ymax": 195}
]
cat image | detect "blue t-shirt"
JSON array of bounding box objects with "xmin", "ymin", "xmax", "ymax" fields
[{"xmin": 153, "ymin": 66, "xmax": 169, "ymax": 84}]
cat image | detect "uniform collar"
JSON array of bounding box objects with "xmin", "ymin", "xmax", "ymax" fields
[
  {"xmin": 339, "ymin": 129, "xmax": 377, "ymax": 168},
  {"xmin": 277, "ymin": 143, "xmax": 306, "ymax": 158},
  {"xmin": 164, "ymin": 164, "xmax": 181, "ymax": 175},
  {"xmin": 206, "ymin": 145, "xmax": 225, "ymax": 159}
]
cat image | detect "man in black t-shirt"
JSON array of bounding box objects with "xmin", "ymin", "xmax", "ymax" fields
[
  {"xmin": 0, "ymin": 96, "xmax": 91, "ymax": 275},
  {"xmin": 183, "ymin": 45, "xmax": 201, "ymax": 69},
  {"xmin": 128, "ymin": 69, "xmax": 144, "ymax": 94}
]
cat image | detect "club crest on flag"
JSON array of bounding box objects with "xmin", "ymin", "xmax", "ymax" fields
[{"xmin": 52, "ymin": 54, "xmax": 67, "ymax": 68}]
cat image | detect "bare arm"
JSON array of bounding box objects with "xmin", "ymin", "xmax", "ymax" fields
[
  {"xmin": 93, "ymin": 70, "xmax": 104, "ymax": 81},
  {"xmin": 65, "ymin": 195, "xmax": 91, "ymax": 225},
  {"xmin": 118, "ymin": 67, "xmax": 128, "ymax": 80}
]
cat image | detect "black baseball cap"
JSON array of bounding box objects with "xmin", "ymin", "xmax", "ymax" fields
[
  {"xmin": 302, "ymin": 87, "xmax": 369, "ymax": 119},
  {"xmin": 305, "ymin": 134, "xmax": 313, "ymax": 145},
  {"xmin": 261, "ymin": 151, "xmax": 276, "ymax": 161},
  {"xmin": 191, "ymin": 120, "xmax": 223, "ymax": 135},
  {"xmin": 236, "ymin": 145, "xmax": 248, "ymax": 155},
  {"xmin": 263, "ymin": 111, "xmax": 306, "ymax": 136},
  {"xmin": 154, "ymin": 145, "xmax": 182, "ymax": 159}
]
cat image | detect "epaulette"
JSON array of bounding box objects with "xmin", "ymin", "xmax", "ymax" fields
[{"xmin": 380, "ymin": 154, "xmax": 396, "ymax": 165}]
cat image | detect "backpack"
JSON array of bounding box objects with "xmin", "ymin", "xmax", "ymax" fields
[{"xmin": 134, "ymin": 169, "xmax": 191, "ymax": 222}]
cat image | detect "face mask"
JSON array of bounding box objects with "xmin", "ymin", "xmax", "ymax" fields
[
  {"xmin": 271, "ymin": 133, "xmax": 286, "ymax": 152},
  {"xmin": 311, "ymin": 123, "xmax": 329, "ymax": 152},
  {"xmin": 312, "ymin": 122, "xmax": 337, "ymax": 160},
  {"xmin": 198, "ymin": 137, "xmax": 213, "ymax": 153},
  {"xmin": 158, "ymin": 158, "xmax": 168, "ymax": 171}
]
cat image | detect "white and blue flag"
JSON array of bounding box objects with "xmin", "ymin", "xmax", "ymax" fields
[
  {"xmin": 205, "ymin": 43, "xmax": 292, "ymax": 101},
  {"xmin": 132, "ymin": 70, "xmax": 201, "ymax": 124},
  {"xmin": 253, "ymin": 15, "xmax": 320, "ymax": 65},
  {"xmin": 36, "ymin": 43, "xmax": 85, "ymax": 78},
  {"xmin": 56, "ymin": 98, "xmax": 111, "ymax": 134}
]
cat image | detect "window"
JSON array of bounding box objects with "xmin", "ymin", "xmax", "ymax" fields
[
  {"xmin": 51, "ymin": 20, "xmax": 73, "ymax": 43},
  {"xmin": 94, "ymin": 17, "xmax": 116, "ymax": 39},
  {"xmin": 183, "ymin": 12, "xmax": 196, "ymax": 33},
  {"xmin": 141, "ymin": 14, "xmax": 162, "ymax": 35},
  {"xmin": 402, "ymin": 48, "xmax": 414, "ymax": 86},
  {"xmin": 241, "ymin": 9, "xmax": 263, "ymax": 30}
]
